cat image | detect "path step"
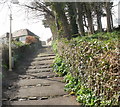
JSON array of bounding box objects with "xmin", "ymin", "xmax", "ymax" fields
[
  {"xmin": 17, "ymin": 72, "xmax": 58, "ymax": 79},
  {"xmin": 17, "ymin": 65, "xmax": 52, "ymax": 70},
  {"xmin": 37, "ymin": 54, "xmax": 55, "ymax": 57},
  {"xmin": 21, "ymin": 62, "xmax": 53, "ymax": 66},
  {"xmin": 25, "ymin": 56, "xmax": 55, "ymax": 62},
  {"xmin": 4, "ymin": 96, "xmax": 79, "ymax": 105},
  {"xmin": 7, "ymin": 96, "xmax": 79, "ymax": 107},
  {"xmin": 12, "ymin": 83, "xmax": 66, "ymax": 98},
  {"xmin": 34, "ymin": 56, "xmax": 55, "ymax": 60},
  {"xmin": 31, "ymin": 60, "xmax": 53, "ymax": 64},
  {"xmin": 22, "ymin": 60, "xmax": 53, "ymax": 65},
  {"xmin": 16, "ymin": 68, "xmax": 53, "ymax": 74},
  {"xmin": 17, "ymin": 77, "xmax": 64, "ymax": 87},
  {"xmin": 25, "ymin": 72, "xmax": 57, "ymax": 78},
  {"xmin": 18, "ymin": 75, "xmax": 57, "ymax": 80}
]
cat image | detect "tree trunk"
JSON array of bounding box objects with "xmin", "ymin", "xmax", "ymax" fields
[
  {"xmin": 67, "ymin": 3, "xmax": 79, "ymax": 36},
  {"xmin": 110, "ymin": 10, "xmax": 113, "ymax": 30},
  {"xmin": 53, "ymin": 3, "xmax": 71, "ymax": 39},
  {"xmin": 75, "ymin": 2, "xmax": 85, "ymax": 36},
  {"xmin": 96, "ymin": 4, "xmax": 102, "ymax": 32},
  {"xmin": 54, "ymin": 11, "xmax": 60, "ymax": 31},
  {"xmin": 85, "ymin": 3, "xmax": 94, "ymax": 34},
  {"xmin": 97, "ymin": 13, "xmax": 102, "ymax": 32},
  {"xmin": 105, "ymin": 2, "xmax": 112, "ymax": 32}
]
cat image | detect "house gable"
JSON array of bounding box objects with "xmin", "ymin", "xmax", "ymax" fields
[{"xmin": 12, "ymin": 29, "xmax": 39, "ymax": 38}]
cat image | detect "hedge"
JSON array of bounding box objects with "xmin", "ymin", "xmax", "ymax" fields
[{"xmin": 52, "ymin": 31, "xmax": 120, "ymax": 106}]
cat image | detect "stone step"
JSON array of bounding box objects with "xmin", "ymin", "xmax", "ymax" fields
[
  {"xmin": 37, "ymin": 54, "xmax": 55, "ymax": 57},
  {"xmin": 6, "ymin": 96, "xmax": 79, "ymax": 105},
  {"xmin": 28, "ymin": 59, "xmax": 53, "ymax": 64},
  {"xmin": 16, "ymin": 68, "xmax": 53, "ymax": 74},
  {"xmin": 33, "ymin": 56, "xmax": 55, "ymax": 60},
  {"xmin": 32, "ymin": 60, "xmax": 53, "ymax": 63},
  {"xmin": 17, "ymin": 65, "xmax": 52, "ymax": 70},
  {"xmin": 18, "ymin": 74, "xmax": 58, "ymax": 79},
  {"xmin": 22, "ymin": 62, "xmax": 53, "ymax": 66},
  {"xmin": 26, "ymin": 72, "xmax": 56, "ymax": 78},
  {"xmin": 25, "ymin": 56, "xmax": 55, "ymax": 62},
  {"xmin": 17, "ymin": 77, "xmax": 64, "ymax": 87},
  {"xmin": 10, "ymin": 83, "xmax": 66, "ymax": 98}
]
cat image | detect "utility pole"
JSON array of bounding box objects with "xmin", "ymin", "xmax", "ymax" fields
[
  {"xmin": 9, "ymin": 12, "xmax": 12, "ymax": 71},
  {"xmin": 8, "ymin": 0, "xmax": 19, "ymax": 71},
  {"xmin": 118, "ymin": 1, "xmax": 120, "ymax": 29}
]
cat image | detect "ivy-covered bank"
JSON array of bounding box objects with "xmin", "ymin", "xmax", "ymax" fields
[{"xmin": 52, "ymin": 31, "xmax": 120, "ymax": 106}]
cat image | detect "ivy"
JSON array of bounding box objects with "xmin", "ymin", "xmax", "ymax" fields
[
  {"xmin": 52, "ymin": 55, "xmax": 68, "ymax": 76},
  {"xmin": 52, "ymin": 31, "xmax": 119, "ymax": 106}
]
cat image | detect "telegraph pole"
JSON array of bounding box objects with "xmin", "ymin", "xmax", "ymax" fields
[
  {"xmin": 9, "ymin": 12, "xmax": 12, "ymax": 71},
  {"xmin": 8, "ymin": 0, "xmax": 19, "ymax": 71}
]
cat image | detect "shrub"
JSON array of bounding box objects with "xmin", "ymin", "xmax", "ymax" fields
[
  {"xmin": 52, "ymin": 31, "xmax": 119, "ymax": 106},
  {"xmin": 52, "ymin": 55, "xmax": 68, "ymax": 76},
  {"xmin": 26, "ymin": 36, "xmax": 38, "ymax": 44}
]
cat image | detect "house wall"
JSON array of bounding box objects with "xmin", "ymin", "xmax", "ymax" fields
[
  {"xmin": 1, "ymin": 30, "xmax": 40, "ymax": 44},
  {"xmin": 19, "ymin": 36, "xmax": 26, "ymax": 43},
  {"xmin": 14, "ymin": 35, "xmax": 39, "ymax": 44}
]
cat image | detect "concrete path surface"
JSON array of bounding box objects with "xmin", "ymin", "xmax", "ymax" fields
[{"xmin": 2, "ymin": 46, "xmax": 79, "ymax": 106}]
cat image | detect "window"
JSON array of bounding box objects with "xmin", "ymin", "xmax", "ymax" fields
[{"xmin": 19, "ymin": 36, "xmax": 26, "ymax": 41}]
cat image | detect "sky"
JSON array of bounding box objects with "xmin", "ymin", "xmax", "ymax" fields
[
  {"xmin": 0, "ymin": 0, "xmax": 52, "ymax": 41},
  {"xmin": 0, "ymin": 0, "xmax": 119, "ymax": 41}
]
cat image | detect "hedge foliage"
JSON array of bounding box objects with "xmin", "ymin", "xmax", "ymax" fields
[
  {"xmin": 2, "ymin": 41, "xmax": 42, "ymax": 70},
  {"xmin": 52, "ymin": 31, "xmax": 120, "ymax": 106}
]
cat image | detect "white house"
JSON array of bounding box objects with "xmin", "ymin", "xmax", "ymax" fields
[
  {"xmin": 12, "ymin": 29, "xmax": 39, "ymax": 43},
  {"xmin": 0, "ymin": 29, "xmax": 39, "ymax": 44}
]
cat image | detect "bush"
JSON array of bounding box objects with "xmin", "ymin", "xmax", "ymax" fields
[
  {"xmin": 26, "ymin": 36, "xmax": 38, "ymax": 44},
  {"xmin": 2, "ymin": 40, "xmax": 42, "ymax": 69},
  {"xmin": 52, "ymin": 55, "xmax": 68, "ymax": 76},
  {"xmin": 52, "ymin": 31, "xmax": 119, "ymax": 106}
]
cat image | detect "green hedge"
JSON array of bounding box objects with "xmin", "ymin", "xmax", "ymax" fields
[
  {"xmin": 2, "ymin": 41, "xmax": 42, "ymax": 70},
  {"xmin": 52, "ymin": 31, "xmax": 120, "ymax": 106}
]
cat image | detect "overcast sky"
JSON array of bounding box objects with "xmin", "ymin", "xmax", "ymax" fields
[
  {"xmin": 0, "ymin": 0, "xmax": 52, "ymax": 41},
  {"xmin": 0, "ymin": 0, "xmax": 119, "ymax": 41}
]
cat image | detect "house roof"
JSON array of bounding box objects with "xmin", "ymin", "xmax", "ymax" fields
[{"xmin": 12, "ymin": 29, "xmax": 39, "ymax": 38}]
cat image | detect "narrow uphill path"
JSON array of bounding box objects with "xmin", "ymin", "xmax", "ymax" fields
[{"xmin": 2, "ymin": 46, "xmax": 79, "ymax": 105}]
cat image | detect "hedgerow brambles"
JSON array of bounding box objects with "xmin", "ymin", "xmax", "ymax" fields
[{"xmin": 52, "ymin": 31, "xmax": 120, "ymax": 106}]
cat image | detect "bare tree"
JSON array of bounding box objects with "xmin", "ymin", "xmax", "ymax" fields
[{"xmin": 0, "ymin": 0, "xmax": 8, "ymax": 4}]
